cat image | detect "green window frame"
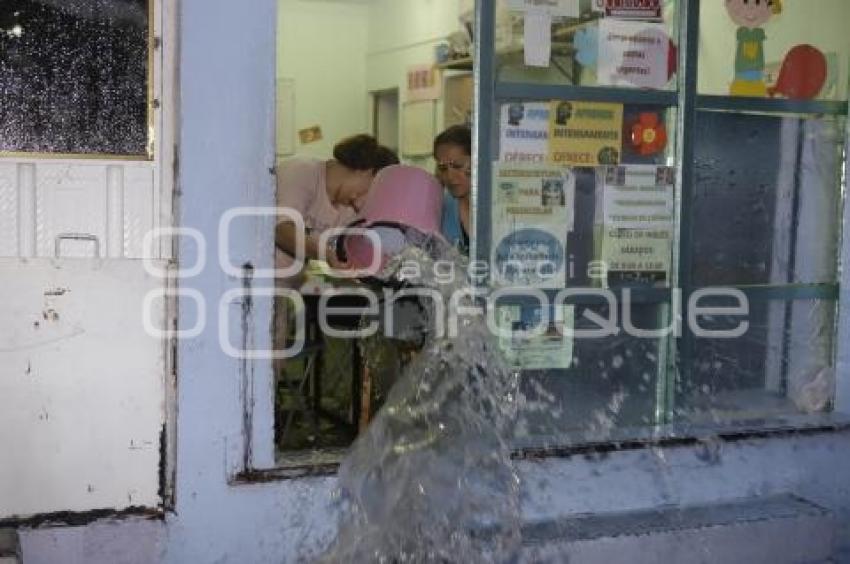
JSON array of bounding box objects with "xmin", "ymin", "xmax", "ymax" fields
[{"xmin": 472, "ymin": 0, "xmax": 850, "ymax": 446}]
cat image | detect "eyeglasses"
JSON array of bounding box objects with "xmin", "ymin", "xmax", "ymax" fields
[{"xmin": 436, "ymin": 160, "xmax": 472, "ymax": 175}]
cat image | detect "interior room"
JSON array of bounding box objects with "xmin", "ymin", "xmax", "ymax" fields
[
  {"xmin": 271, "ymin": 0, "xmax": 850, "ymax": 464},
  {"xmin": 273, "ymin": 0, "xmax": 476, "ymax": 459}
]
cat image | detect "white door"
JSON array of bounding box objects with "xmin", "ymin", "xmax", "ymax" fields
[{"xmin": 0, "ymin": 0, "xmax": 174, "ymax": 521}]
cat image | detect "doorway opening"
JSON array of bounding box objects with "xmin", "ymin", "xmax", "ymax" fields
[
  {"xmin": 272, "ymin": 0, "xmax": 473, "ymax": 466},
  {"xmin": 372, "ymin": 88, "xmax": 399, "ymax": 155}
]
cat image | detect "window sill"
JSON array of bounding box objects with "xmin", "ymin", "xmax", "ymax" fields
[
  {"xmin": 696, "ymin": 95, "xmax": 848, "ymax": 117},
  {"xmin": 231, "ymin": 412, "xmax": 850, "ymax": 483},
  {"xmin": 513, "ymin": 412, "xmax": 850, "ymax": 460}
]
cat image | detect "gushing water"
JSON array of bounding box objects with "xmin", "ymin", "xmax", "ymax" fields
[{"xmin": 319, "ymin": 240, "xmax": 523, "ymax": 563}]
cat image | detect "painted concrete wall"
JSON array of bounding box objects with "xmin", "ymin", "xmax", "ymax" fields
[
  {"xmin": 276, "ymin": 0, "xmax": 370, "ymax": 160},
  {"xmin": 365, "ymin": 0, "xmax": 459, "ymax": 92},
  {"xmin": 19, "ymin": 432, "xmax": 850, "ymax": 562},
  {"xmin": 275, "ymin": 0, "xmax": 464, "ymax": 164},
  {"xmin": 365, "ymin": 0, "xmax": 465, "ymax": 167},
  {"xmin": 15, "ymin": 0, "xmax": 850, "ymax": 562}
]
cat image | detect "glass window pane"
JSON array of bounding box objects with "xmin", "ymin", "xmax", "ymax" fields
[
  {"xmin": 476, "ymin": 0, "xmax": 849, "ymax": 447},
  {"xmin": 0, "ymin": 0, "xmax": 150, "ymax": 156},
  {"xmin": 691, "ymin": 110, "xmax": 845, "ymax": 286},
  {"xmin": 495, "ymin": 0, "xmax": 678, "ymax": 90},
  {"xmin": 675, "ymin": 299, "xmax": 836, "ymax": 423},
  {"xmin": 514, "ymin": 303, "xmax": 668, "ymax": 441},
  {"xmin": 698, "ymin": 0, "xmax": 850, "ymax": 101}
]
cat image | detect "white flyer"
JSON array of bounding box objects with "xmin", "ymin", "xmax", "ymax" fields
[
  {"xmin": 597, "ymin": 19, "xmax": 669, "ymax": 89},
  {"xmin": 524, "ymin": 12, "xmax": 552, "ymax": 68},
  {"xmin": 601, "ymin": 165, "xmax": 674, "ymax": 229},
  {"xmin": 497, "ymin": 304, "xmax": 575, "ymax": 370},
  {"xmin": 491, "ymin": 163, "xmax": 575, "ymax": 289},
  {"xmin": 499, "ymin": 102, "xmax": 549, "ymax": 163},
  {"xmin": 600, "ymin": 165, "xmax": 675, "ymax": 279}
]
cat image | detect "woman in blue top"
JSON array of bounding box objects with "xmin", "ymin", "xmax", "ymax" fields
[{"xmin": 433, "ymin": 125, "xmax": 472, "ymax": 254}]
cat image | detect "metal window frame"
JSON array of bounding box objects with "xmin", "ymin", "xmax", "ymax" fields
[{"xmin": 472, "ymin": 0, "xmax": 850, "ymax": 429}]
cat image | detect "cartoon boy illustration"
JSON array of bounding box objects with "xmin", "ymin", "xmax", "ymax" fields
[{"xmin": 726, "ymin": 0, "xmax": 782, "ymax": 97}]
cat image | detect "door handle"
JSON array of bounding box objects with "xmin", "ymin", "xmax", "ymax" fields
[{"xmin": 55, "ymin": 233, "xmax": 101, "ymax": 258}]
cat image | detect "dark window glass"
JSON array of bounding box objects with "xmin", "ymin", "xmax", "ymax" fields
[
  {"xmin": 516, "ymin": 303, "xmax": 667, "ymax": 440},
  {"xmin": 0, "ymin": 0, "xmax": 149, "ymax": 155},
  {"xmin": 677, "ymin": 300, "xmax": 836, "ymax": 423},
  {"xmin": 691, "ymin": 111, "xmax": 843, "ymax": 286}
]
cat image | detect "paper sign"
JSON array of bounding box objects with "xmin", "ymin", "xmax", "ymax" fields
[
  {"xmin": 600, "ymin": 165, "xmax": 674, "ymax": 279},
  {"xmin": 524, "ymin": 12, "xmax": 552, "ymax": 67},
  {"xmin": 406, "ymin": 64, "xmax": 441, "ymax": 102},
  {"xmin": 601, "ymin": 230, "xmax": 671, "ymax": 273},
  {"xmin": 604, "ymin": 0, "xmax": 662, "ymax": 20},
  {"xmin": 507, "ymin": 0, "xmax": 579, "ymax": 17},
  {"xmin": 497, "ymin": 304, "xmax": 575, "ymax": 370},
  {"xmin": 597, "ymin": 19, "xmax": 669, "ymax": 89},
  {"xmin": 500, "ymin": 102, "xmax": 549, "ymax": 163},
  {"xmin": 548, "ymin": 100, "xmax": 623, "ymax": 166},
  {"xmin": 492, "ymin": 164, "xmax": 574, "ymax": 289},
  {"xmin": 601, "ymin": 165, "xmax": 674, "ymax": 229},
  {"xmin": 298, "ymin": 125, "xmax": 322, "ymax": 144}
]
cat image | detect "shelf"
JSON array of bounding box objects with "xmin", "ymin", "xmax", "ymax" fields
[
  {"xmin": 435, "ymin": 16, "xmax": 598, "ymax": 73},
  {"xmin": 551, "ymin": 17, "xmax": 600, "ymax": 40},
  {"xmin": 495, "ymin": 82, "xmax": 679, "ymax": 106},
  {"xmin": 437, "ymin": 57, "xmax": 473, "ymax": 71},
  {"xmin": 697, "ymin": 95, "xmax": 848, "ymax": 116}
]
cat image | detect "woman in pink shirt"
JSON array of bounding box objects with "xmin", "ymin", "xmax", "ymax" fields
[
  {"xmin": 273, "ymin": 135, "xmax": 397, "ymax": 371},
  {"xmin": 275, "ymin": 134, "xmax": 398, "ymax": 274}
]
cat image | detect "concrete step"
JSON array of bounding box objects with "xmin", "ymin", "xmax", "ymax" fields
[{"xmin": 519, "ymin": 494, "xmax": 835, "ymax": 564}]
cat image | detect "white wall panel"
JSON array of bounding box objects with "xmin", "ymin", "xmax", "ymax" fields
[
  {"xmin": 124, "ymin": 167, "xmax": 156, "ymax": 259},
  {"xmin": 17, "ymin": 164, "xmax": 37, "ymax": 258},
  {"xmin": 0, "ymin": 164, "xmax": 17, "ymax": 257},
  {"xmin": 35, "ymin": 165, "xmax": 108, "ymax": 259},
  {"xmin": 0, "ymin": 259, "xmax": 165, "ymax": 518},
  {"xmin": 107, "ymin": 166, "xmax": 125, "ymax": 259},
  {"xmin": 0, "ymin": 162, "xmax": 159, "ymax": 259}
]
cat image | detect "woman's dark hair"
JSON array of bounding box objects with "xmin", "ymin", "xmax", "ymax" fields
[
  {"xmin": 433, "ymin": 124, "xmax": 471, "ymax": 157},
  {"xmin": 333, "ymin": 134, "xmax": 399, "ymax": 173}
]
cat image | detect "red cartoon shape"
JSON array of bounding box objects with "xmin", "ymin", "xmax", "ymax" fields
[
  {"xmin": 768, "ymin": 44, "xmax": 827, "ymax": 100},
  {"xmin": 668, "ymin": 39, "xmax": 677, "ymax": 80}
]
